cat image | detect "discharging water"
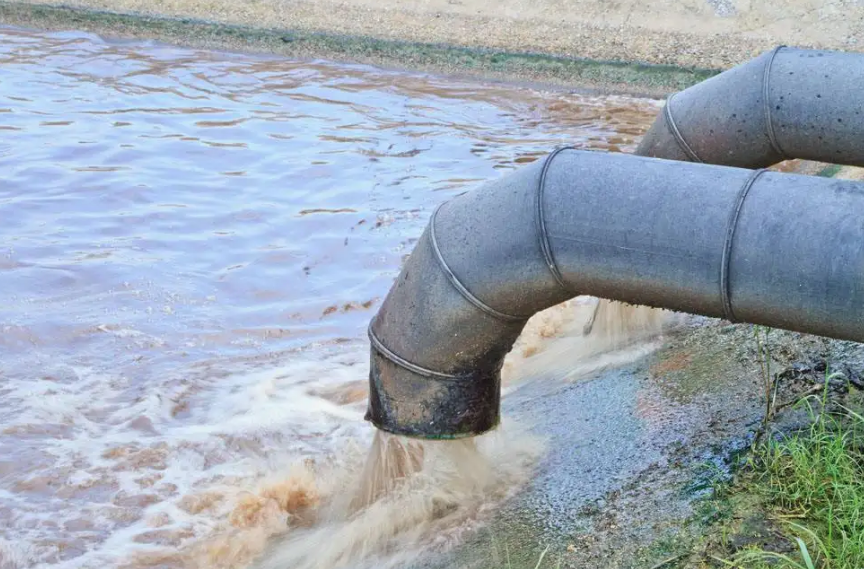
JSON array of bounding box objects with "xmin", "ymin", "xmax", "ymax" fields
[{"xmin": 0, "ymin": 26, "xmax": 665, "ymax": 569}]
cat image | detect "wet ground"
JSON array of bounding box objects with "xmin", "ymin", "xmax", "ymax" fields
[
  {"xmin": 7, "ymin": 0, "xmax": 864, "ymax": 72},
  {"xmin": 413, "ymin": 317, "xmax": 864, "ymax": 569},
  {"xmin": 410, "ymin": 320, "xmax": 757, "ymax": 569},
  {"xmin": 0, "ymin": 25, "xmax": 667, "ymax": 568}
]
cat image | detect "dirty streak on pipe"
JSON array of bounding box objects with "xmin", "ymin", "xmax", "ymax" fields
[
  {"xmin": 366, "ymin": 149, "xmax": 864, "ymax": 439},
  {"xmin": 637, "ymin": 46, "xmax": 864, "ymax": 168}
]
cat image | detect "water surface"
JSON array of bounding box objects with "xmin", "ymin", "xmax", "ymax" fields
[{"xmin": 0, "ymin": 26, "xmax": 660, "ymax": 568}]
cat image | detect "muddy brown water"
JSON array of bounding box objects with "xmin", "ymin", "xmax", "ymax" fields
[{"xmin": 0, "ymin": 26, "xmax": 665, "ymax": 569}]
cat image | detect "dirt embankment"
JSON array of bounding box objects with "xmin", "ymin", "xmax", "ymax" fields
[{"xmin": 3, "ymin": 0, "xmax": 864, "ymax": 85}]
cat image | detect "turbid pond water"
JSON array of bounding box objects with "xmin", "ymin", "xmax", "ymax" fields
[{"xmin": 0, "ymin": 25, "xmax": 690, "ymax": 569}]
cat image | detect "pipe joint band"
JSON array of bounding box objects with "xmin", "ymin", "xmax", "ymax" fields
[
  {"xmin": 430, "ymin": 204, "xmax": 527, "ymax": 323},
  {"xmin": 762, "ymin": 45, "xmax": 788, "ymax": 160},
  {"xmin": 368, "ymin": 323, "xmax": 471, "ymax": 381},
  {"xmin": 664, "ymin": 94, "xmax": 704, "ymax": 163},
  {"xmin": 720, "ymin": 169, "xmax": 766, "ymax": 322},
  {"xmin": 537, "ymin": 146, "xmax": 575, "ymax": 292}
]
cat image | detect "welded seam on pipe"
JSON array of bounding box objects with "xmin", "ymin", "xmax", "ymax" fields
[
  {"xmin": 368, "ymin": 323, "xmax": 471, "ymax": 380},
  {"xmin": 537, "ymin": 146, "xmax": 576, "ymax": 291},
  {"xmin": 429, "ymin": 203, "xmax": 527, "ymax": 323},
  {"xmin": 763, "ymin": 45, "xmax": 788, "ymax": 160},
  {"xmin": 720, "ymin": 168, "xmax": 767, "ymax": 323},
  {"xmin": 663, "ymin": 95, "xmax": 703, "ymax": 163}
]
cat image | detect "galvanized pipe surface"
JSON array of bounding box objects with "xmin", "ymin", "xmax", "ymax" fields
[
  {"xmin": 588, "ymin": 46, "xmax": 864, "ymax": 338},
  {"xmin": 366, "ymin": 149, "xmax": 864, "ymax": 439},
  {"xmin": 637, "ymin": 46, "xmax": 864, "ymax": 168}
]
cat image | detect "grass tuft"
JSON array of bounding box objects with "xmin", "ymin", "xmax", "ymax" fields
[{"xmin": 718, "ymin": 387, "xmax": 864, "ymax": 569}]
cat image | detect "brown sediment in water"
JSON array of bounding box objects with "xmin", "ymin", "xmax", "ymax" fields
[
  {"xmin": 310, "ymin": 382, "xmax": 368, "ymax": 406},
  {"xmin": 183, "ymin": 464, "xmax": 320, "ymax": 569},
  {"xmin": 499, "ymin": 297, "xmax": 672, "ymax": 390},
  {"xmin": 181, "ymin": 425, "xmax": 542, "ymax": 569},
  {"xmin": 350, "ymin": 431, "xmax": 425, "ymax": 512},
  {"xmin": 226, "ymin": 300, "xmax": 666, "ymax": 569},
  {"xmin": 584, "ymin": 300, "xmax": 672, "ymax": 347},
  {"xmin": 230, "ymin": 481, "xmax": 318, "ymax": 529},
  {"xmin": 234, "ymin": 300, "xmax": 671, "ymax": 569},
  {"xmin": 501, "ymin": 298, "xmax": 594, "ymax": 383}
]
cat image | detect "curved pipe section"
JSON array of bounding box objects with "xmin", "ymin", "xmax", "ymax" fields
[
  {"xmin": 637, "ymin": 46, "xmax": 864, "ymax": 168},
  {"xmin": 367, "ymin": 149, "xmax": 864, "ymax": 439}
]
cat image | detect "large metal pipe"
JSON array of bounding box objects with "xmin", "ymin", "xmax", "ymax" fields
[
  {"xmin": 366, "ymin": 149, "xmax": 864, "ymax": 439},
  {"xmin": 637, "ymin": 46, "xmax": 864, "ymax": 168},
  {"xmin": 585, "ymin": 46, "xmax": 864, "ymax": 338}
]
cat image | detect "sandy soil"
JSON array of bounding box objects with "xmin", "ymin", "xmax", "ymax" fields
[
  {"xmin": 7, "ymin": 0, "xmax": 864, "ymax": 70},
  {"xmin": 838, "ymin": 165, "xmax": 864, "ymax": 180}
]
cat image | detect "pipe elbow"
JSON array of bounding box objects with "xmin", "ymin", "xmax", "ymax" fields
[
  {"xmin": 637, "ymin": 46, "xmax": 864, "ymax": 168},
  {"xmin": 367, "ymin": 149, "xmax": 864, "ymax": 440},
  {"xmin": 365, "ymin": 154, "xmax": 573, "ymax": 439}
]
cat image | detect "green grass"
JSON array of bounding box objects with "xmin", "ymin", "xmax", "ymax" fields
[
  {"xmin": 815, "ymin": 164, "xmax": 844, "ymax": 178},
  {"xmin": 717, "ymin": 388, "xmax": 864, "ymax": 569},
  {"xmin": 753, "ymin": 325, "xmax": 779, "ymax": 438}
]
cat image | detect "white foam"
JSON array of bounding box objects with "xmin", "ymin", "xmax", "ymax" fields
[
  {"xmin": 0, "ymin": 538, "xmax": 37, "ymax": 569},
  {"xmin": 1, "ymin": 343, "xmax": 380, "ymax": 567}
]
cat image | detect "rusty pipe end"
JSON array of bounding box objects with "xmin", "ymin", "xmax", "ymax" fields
[{"xmin": 365, "ymin": 333, "xmax": 501, "ymax": 440}]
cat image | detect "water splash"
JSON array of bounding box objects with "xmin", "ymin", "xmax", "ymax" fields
[
  {"xmin": 186, "ymin": 423, "xmax": 544, "ymax": 569},
  {"xmin": 583, "ymin": 300, "xmax": 671, "ymax": 348}
]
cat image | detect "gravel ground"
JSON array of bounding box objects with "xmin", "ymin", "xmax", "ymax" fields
[{"xmin": 6, "ymin": 0, "xmax": 864, "ymax": 71}]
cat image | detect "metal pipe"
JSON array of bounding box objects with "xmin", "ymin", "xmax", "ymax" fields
[
  {"xmin": 366, "ymin": 149, "xmax": 864, "ymax": 439},
  {"xmin": 585, "ymin": 46, "xmax": 864, "ymax": 337},
  {"xmin": 637, "ymin": 46, "xmax": 864, "ymax": 169}
]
